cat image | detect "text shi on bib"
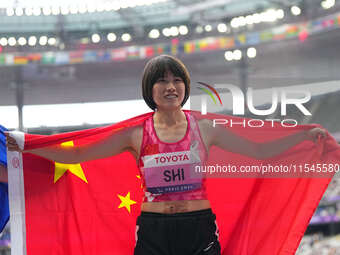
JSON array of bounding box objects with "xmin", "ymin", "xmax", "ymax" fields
[{"xmin": 141, "ymin": 148, "xmax": 204, "ymax": 194}]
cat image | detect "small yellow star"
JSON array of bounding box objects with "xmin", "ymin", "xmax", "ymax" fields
[
  {"xmin": 136, "ymin": 175, "xmax": 143, "ymax": 189},
  {"xmin": 54, "ymin": 141, "xmax": 88, "ymax": 184},
  {"xmin": 117, "ymin": 192, "xmax": 137, "ymax": 213}
]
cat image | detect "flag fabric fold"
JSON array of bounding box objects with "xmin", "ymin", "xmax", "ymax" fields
[
  {"xmin": 0, "ymin": 125, "xmax": 9, "ymax": 233},
  {"xmin": 7, "ymin": 111, "xmax": 340, "ymax": 255}
]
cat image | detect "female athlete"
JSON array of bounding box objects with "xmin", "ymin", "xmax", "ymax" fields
[{"xmin": 6, "ymin": 55, "xmax": 326, "ymax": 255}]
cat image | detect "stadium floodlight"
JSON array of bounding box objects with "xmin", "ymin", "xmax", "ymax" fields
[
  {"xmin": 276, "ymin": 9, "xmax": 284, "ymax": 19},
  {"xmin": 217, "ymin": 23, "xmax": 227, "ymax": 33},
  {"xmin": 96, "ymin": 4, "xmax": 105, "ymax": 12},
  {"xmin": 121, "ymin": 1, "xmax": 129, "ymax": 8},
  {"xmin": 233, "ymin": 50, "xmax": 242, "ymax": 60},
  {"xmin": 107, "ymin": 33, "xmax": 117, "ymax": 42},
  {"xmin": 91, "ymin": 34, "xmax": 101, "ymax": 43},
  {"xmin": 321, "ymin": 0, "xmax": 335, "ymax": 9},
  {"xmin": 129, "ymin": 1, "xmax": 137, "ymax": 8},
  {"xmin": 2, "ymin": 0, "xmax": 169, "ymax": 17},
  {"xmin": 238, "ymin": 16, "xmax": 246, "ymax": 26},
  {"xmin": 87, "ymin": 4, "xmax": 96, "ymax": 13},
  {"xmin": 121, "ymin": 33, "xmax": 132, "ymax": 42},
  {"xmin": 51, "ymin": 6, "xmax": 60, "ymax": 15},
  {"xmin": 276, "ymin": 9, "xmax": 285, "ymax": 19},
  {"xmin": 18, "ymin": 37, "xmax": 27, "ymax": 46},
  {"xmin": 79, "ymin": 5, "xmax": 87, "ymax": 13},
  {"xmin": 195, "ymin": 26, "xmax": 203, "ymax": 34},
  {"xmin": 230, "ymin": 18, "xmax": 239, "ymax": 28},
  {"xmin": 224, "ymin": 51, "xmax": 233, "ymax": 61},
  {"xmin": 170, "ymin": 26, "xmax": 179, "ymax": 36},
  {"xmin": 179, "ymin": 25, "xmax": 188, "ymax": 35},
  {"xmin": 15, "ymin": 7, "xmax": 24, "ymax": 16},
  {"xmin": 144, "ymin": 0, "xmax": 154, "ymax": 6},
  {"xmin": 42, "ymin": 6, "xmax": 52, "ymax": 15},
  {"xmin": 8, "ymin": 37, "xmax": 17, "ymax": 46},
  {"xmin": 253, "ymin": 13, "xmax": 261, "ymax": 23},
  {"xmin": 245, "ymin": 15, "xmax": 255, "ymax": 25},
  {"xmin": 25, "ymin": 8, "xmax": 33, "ymax": 16},
  {"xmin": 231, "ymin": 8, "xmax": 283, "ymax": 28},
  {"xmin": 33, "ymin": 7, "xmax": 41, "ymax": 16},
  {"xmin": 61, "ymin": 6, "xmax": 70, "ymax": 15},
  {"xmin": 0, "ymin": 38, "xmax": 8, "ymax": 47},
  {"xmin": 39, "ymin": 36, "xmax": 48, "ymax": 46},
  {"xmin": 291, "ymin": 6, "xmax": 301, "ymax": 16},
  {"xmin": 70, "ymin": 5, "xmax": 79, "ymax": 14},
  {"xmin": 204, "ymin": 25, "xmax": 212, "ymax": 32},
  {"xmin": 48, "ymin": 37, "xmax": 57, "ymax": 46},
  {"xmin": 104, "ymin": 3, "xmax": 113, "ymax": 11},
  {"xmin": 261, "ymin": 9, "xmax": 277, "ymax": 22},
  {"xmin": 162, "ymin": 28, "xmax": 171, "ymax": 37},
  {"xmin": 247, "ymin": 47, "xmax": 257, "ymax": 58},
  {"xmin": 28, "ymin": 36, "xmax": 37, "ymax": 46},
  {"xmin": 112, "ymin": 2, "xmax": 121, "ymax": 11},
  {"xmin": 149, "ymin": 29, "xmax": 160, "ymax": 39},
  {"xmin": 6, "ymin": 8, "xmax": 15, "ymax": 16}
]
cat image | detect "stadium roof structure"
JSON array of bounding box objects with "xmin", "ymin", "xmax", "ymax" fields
[{"xmin": 0, "ymin": 0, "xmax": 335, "ymax": 37}]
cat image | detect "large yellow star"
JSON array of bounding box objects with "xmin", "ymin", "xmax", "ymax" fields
[
  {"xmin": 117, "ymin": 192, "xmax": 137, "ymax": 213},
  {"xmin": 54, "ymin": 141, "xmax": 88, "ymax": 184}
]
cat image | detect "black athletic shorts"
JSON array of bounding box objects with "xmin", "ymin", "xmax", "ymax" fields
[{"xmin": 134, "ymin": 208, "xmax": 221, "ymax": 255}]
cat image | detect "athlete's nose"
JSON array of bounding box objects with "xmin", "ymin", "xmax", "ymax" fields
[{"xmin": 166, "ymin": 82, "xmax": 176, "ymax": 92}]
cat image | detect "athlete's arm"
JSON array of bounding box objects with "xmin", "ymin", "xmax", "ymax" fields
[
  {"xmin": 5, "ymin": 126, "xmax": 140, "ymax": 164},
  {"xmin": 0, "ymin": 164, "xmax": 7, "ymax": 183},
  {"xmin": 202, "ymin": 119, "xmax": 326, "ymax": 160}
]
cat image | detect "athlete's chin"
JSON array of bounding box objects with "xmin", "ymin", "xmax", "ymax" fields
[{"xmin": 158, "ymin": 103, "xmax": 182, "ymax": 111}]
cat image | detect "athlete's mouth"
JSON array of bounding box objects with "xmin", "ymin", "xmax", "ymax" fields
[{"xmin": 164, "ymin": 94, "xmax": 178, "ymax": 99}]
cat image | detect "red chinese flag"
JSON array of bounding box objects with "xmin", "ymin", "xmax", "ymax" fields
[{"xmin": 7, "ymin": 111, "xmax": 340, "ymax": 255}]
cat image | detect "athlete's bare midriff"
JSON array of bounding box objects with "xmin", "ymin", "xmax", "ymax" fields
[{"xmin": 141, "ymin": 199, "xmax": 211, "ymax": 214}]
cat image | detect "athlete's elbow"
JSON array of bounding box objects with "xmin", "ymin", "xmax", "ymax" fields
[{"xmin": 253, "ymin": 144, "xmax": 278, "ymax": 160}]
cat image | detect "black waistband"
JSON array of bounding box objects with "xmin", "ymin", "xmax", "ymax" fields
[{"xmin": 139, "ymin": 208, "xmax": 213, "ymax": 219}]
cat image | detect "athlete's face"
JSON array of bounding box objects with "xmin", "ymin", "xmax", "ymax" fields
[{"xmin": 152, "ymin": 71, "xmax": 185, "ymax": 110}]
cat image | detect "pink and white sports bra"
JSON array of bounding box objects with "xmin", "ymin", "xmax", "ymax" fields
[{"xmin": 138, "ymin": 111, "xmax": 208, "ymax": 202}]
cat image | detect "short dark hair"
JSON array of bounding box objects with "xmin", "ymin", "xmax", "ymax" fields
[{"xmin": 142, "ymin": 55, "xmax": 191, "ymax": 110}]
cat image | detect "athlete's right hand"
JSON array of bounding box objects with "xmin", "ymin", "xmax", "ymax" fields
[{"xmin": 5, "ymin": 132, "xmax": 22, "ymax": 152}]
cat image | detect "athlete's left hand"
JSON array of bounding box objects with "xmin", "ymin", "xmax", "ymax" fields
[{"xmin": 306, "ymin": 128, "xmax": 327, "ymax": 143}]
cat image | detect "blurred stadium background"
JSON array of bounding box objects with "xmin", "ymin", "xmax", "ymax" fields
[{"xmin": 0, "ymin": 0, "xmax": 340, "ymax": 254}]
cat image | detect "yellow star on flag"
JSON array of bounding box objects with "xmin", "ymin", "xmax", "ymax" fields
[
  {"xmin": 136, "ymin": 175, "xmax": 143, "ymax": 189},
  {"xmin": 54, "ymin": 141, "xmax": 88, "ymax": 184},
  {"xmin": 117, "ymin": 192, "xmax": 136, "ymax": 213}
]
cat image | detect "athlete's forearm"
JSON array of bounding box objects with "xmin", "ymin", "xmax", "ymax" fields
[
  {"xmin": 25, "ymin": 145, "xmax": 84, "ymax": 164},
  {"xmin": 6, "ymin": 132, "xmax": 84, "ymax": 164},
  {"xmin": 257, "ymin": 130, "xmax": 308, "ymax": 159},
  {"xmin": 7, "ymin": 127, "xmax": 135, "ymax": 164}
]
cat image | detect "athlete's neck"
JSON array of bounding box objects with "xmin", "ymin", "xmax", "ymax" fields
[{"xmin": 153, "ymin": 108, "xmax": 186, "ymax": 127}]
